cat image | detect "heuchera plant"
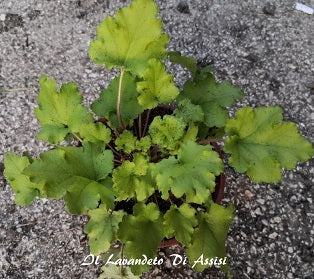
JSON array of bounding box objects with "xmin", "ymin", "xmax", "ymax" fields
[{"xmin": 4, "ymin": 0, "xmax": 314, "ymax": 277}]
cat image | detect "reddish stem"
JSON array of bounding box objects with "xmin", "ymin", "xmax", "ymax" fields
[{"xmin": 142, "ymin": 110, "xmax": 151, "ymax": 137}]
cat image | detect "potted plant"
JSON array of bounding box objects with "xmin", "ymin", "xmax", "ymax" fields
[{"xmin": 3, "ymin": 0, "xmax": 313, "ymax": 278}]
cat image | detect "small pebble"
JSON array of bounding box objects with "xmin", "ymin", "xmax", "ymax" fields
[
  {"xmin": 177, "ymin": 1, "xmax": 190, "ymax": 14},
  {"xmin": 263, "ymin": 2, "xmax": 276, "ymax": 16},
  {"xmin": 245, "ymin": 190, "xmax": 254, "ymax": 200},
  {"xmin": 269, "ymin": 232, "xmax": 278, "ymax": 239}
]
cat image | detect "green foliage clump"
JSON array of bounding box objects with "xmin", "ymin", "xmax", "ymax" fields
[{"xmin": 3, "ymin": 0, "xmax": 313, "ymax": 278}]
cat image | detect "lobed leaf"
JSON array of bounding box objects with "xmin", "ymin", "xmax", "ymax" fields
[
  {"xmin": 89, "ymin": 0, "xmax": 168, "ymax": 76},
  {"xmin": 36, "ymin": 75, "xmax": 110, "ymax": 144},
  {"xmin": 149, "ymin": 115, "xmax": 186, "ymax": 153},
  {"xmin": 24, "ymin": 143, "xmax": 115, "ymax": 214},
  {"xmin": 163, "ymin": 204, "xmax": 197, "ymax": 246},
  {"xmin": 113, "ymin": 154, "xmax": 155, "ymax": 201},
  {"xmin": 115, "ymin": 130, "xmax": 152, "ymax": 155},
  {"xmin": 224, "ymin": 106, "xmax": 314, "ymax": 183},
  {"xmin": 4, "ymin": 153, "xmax": 45, "ymax": 205},
  {"xmin": 152, "ymin": 141, "xmax": 223, "ymax": 203},
  {"xmin": 115, "ymin": 130, "xmax": 137, "ymax": 154},
  {"xmin": 179, "ymin": 72, "xmax": 244, "ymax": 128},
  {"xmin": 84, "ymin": 205, "xmax": 126, "ymax": 255},
  {"xmin": 186, "ymin": 204, "xmax": 234, "ymax": 272},
  {"xmin": 137, "ymin": 58, "xmax": 179, "ymax": 109},
  {"xmin": 117, "ymin": 203, "xmax": 164, "ymax": 274},
  {"xmin": 174, "ymin": 98, "xmax": 204, "ymax": 123}
]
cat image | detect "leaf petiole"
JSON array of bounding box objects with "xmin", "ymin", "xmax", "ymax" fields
[
  {"xmin": 72, "ymin": 132, "xmax": 83, "ymax": 143},
  {"xmin": 142, "ymin": 109, "xmax": 151, "ymax": 137},
  {"xmin": 117, "ymin": 68, "xmax": 126, "ymax": 130}
]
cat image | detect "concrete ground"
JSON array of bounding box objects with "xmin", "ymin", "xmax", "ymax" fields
[{"xmin": 0, "ymin": 0, "xmax": 313, "ymax": 278}]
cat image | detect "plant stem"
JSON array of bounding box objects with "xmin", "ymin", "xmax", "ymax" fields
[
  {"xmin": 72, "ymin": 132, "xmax": 83, "ymax": 143},
  {"xmin": 114, "ymin": 159, "xmax": 123, "ymax": 164},
  {"xmin": 142, "ymin": 109, "xmax": 151, "ymax": 137},
  {"xmin": 154, "ymin": 193, "xmax": 159, "ymax": 209},
  {"xmin": 138, "ymin": 114, "xmax": 142, "ymax": 138},
  {"xmin": 117, "ymin": 68, "xmax": 125, "ymax": 130},
  {"xmin": 107, "ymin": 144, "xmax": 121, "ymax": 157}
]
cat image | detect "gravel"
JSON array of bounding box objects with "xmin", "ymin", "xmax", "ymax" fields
[{"xmin": 0, "ymin": 0, "xmax": 313, "ymax": 278}]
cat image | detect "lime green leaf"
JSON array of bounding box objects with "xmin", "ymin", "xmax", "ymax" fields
[
  {"xmin": 186, "ymin": 204, "xmax": 234, "ymax": 272},
  {"xmin": 89, "ymin": 0, "xmax": 168, "ymax": 76},
  {"xmin": 182, "ymin": 123, "xmax": 198, "ymax": 143},
  {"xmin": 24, "ymin": 143, "xmax": 115, "ymax": 214},
  {"xmin": 135, "ymin": 136, "xmax": 151, "ymax": 153},
  {"xmin": 137, "ymin": 58, "xmax": 179, "ymax": 109},
  {"xmin": 152, "ymin": 141, "xmax": 223, "ymax": 203},
  {"xmin": 168, "ymin": 51, "xmax": 197, "ymax": 76},
  {"xmin": 84, "ymin": 205, "xmax": 126, "ymax": 255},
  {"xmin": 78, "ymin": 122, "xmax": 111, "ymax": 144},
  {"xmin": 113, "ymin": 154, "xmax": 155, "ymax": 201},
  {"xmin": 174, "ymin": 98, "xmax": 204, "ymax": 123},
  {"xmin": 163, "ymin": 204, "xmax": 197, "ymax": 246},
  {"xmin": 179, "ymin": 72, "xmax": 244, "ymax": 128},
  {"xmin": 149, "ymin": 115, "xmax": 186, "ymax": 153},
  {"xmin": 36, "ymin": 75, "xmax": 110, "ymax": 144},
  {"xmin": 99, "ymin": 265, "xmax": 140, "ymax": 279},
  {"xmin": 224, "ymin": 106, "xmax": 314, "ymax": 183},
  {"xmin": 117, "ymin": 203, "xmax": 164, "ymax": 274},
  {"xmin": 115, "ymin": 130, "xmax": 152, "ymax": 154},
  {"xmin": 115, "ymin": 130, "xmax": 137, "ymax": 154},
  {"xmin": 4, "ymin": 153, "xmax": 45, "ymax": 205},
  {"xmin": 91, "ymin": 73, "xmax": 144, "ymax": 129}
]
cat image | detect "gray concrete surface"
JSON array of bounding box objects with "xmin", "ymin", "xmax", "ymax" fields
[{"xmin": 0, "ymin": 0, "xmax": 313, "ymax": 278}]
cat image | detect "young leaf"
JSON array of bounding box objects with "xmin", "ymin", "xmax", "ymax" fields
[
  {"xmin": 115, "ymin": 130, "xmax": 152, "ymax": 154},
  {"xmin": 137, "ymin": 58, "xmax": 179, "ymax": 109},
  {"xmin": 168, "ymin": 51, "xmax": 197, "ymax": 76},
  {"xmin": 149, "ymin": 115, "xmax": 186, "ymax": 153},
  {"xmin": 113, "ymin": 154, "xmax": 155, "ymax": 201},
  {"xmin": 224, "ymin": 106, "xmax": 314, "ymax": 183},
  {"xmin": 174, "ymin": 98, "xmax": 204, "ymax": 123},
  {"xmin": 163, "ymin": 204, "xmax": 197, "ymax": 246},
  {"xmin": 115, "ymin": 130, "xmax": 137, "ymax": 154},
  {"xmin": 24, "ymin": 143, "xmax": 115, "ymax": 214},
  {"xmin": 84, "ymin": 205, "xmax": 126, "ymax": 255},
  {"xmin": 91, "ymin": 73, "xmax": 144, "ymax": 129},
  {"xmin": 135, "ymin": 136, "xmax": 151, "ymax": 153},
  {"xmin": 89, "ymin": 0, "xmax": 168, "ymax": 76},
  {"xmin": 152, "ymin": 141, "xmax": 223, "ymax": 203},
  {"xmin": 182, "ymin": 123, "xmax": 199, "ymax": 143},
  {"xmin": 117, "ymin": 203, "xmax": 164, "ymax": 275},
  {"xmin": 99, "ymin": 265, "xmax": 140, "ymax": 279},
  {"xmin": 179, "ymin": 72, "xmax": 244, "ymax": 128},
  {"xmin": 36, "ymin": 75, "xmax": 110, "ymax": 144},
  {"xmin": 186, "ymin": 204, "xmax": 234, "ymax": 272},
  {"xmin": 4, "ymin": 153, "xmax": 45, "ymax": 205}
]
